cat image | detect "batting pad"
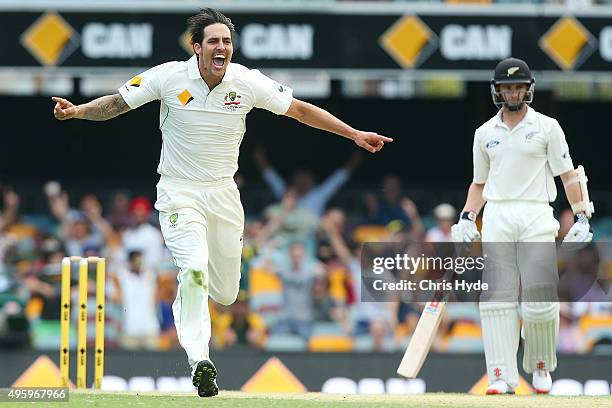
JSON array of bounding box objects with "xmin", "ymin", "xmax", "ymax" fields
[
  {"xmin": 479, "ymin": 302, "xmax": 520, "ymax": 388},
  {"xmin": 521, "ymin": 302, "xmax": 559, "ymax": 373}
]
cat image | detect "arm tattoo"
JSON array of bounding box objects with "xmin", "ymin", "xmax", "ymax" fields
[{"xmin": 81, "ymin": 93, "xmax": 131, "ymax": 121}]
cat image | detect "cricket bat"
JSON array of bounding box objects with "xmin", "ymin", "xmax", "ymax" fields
[
  {"xmin": 396, "ymin": 299, "xmax": 447, "ymax": 378},
  {"xmin": 397, "ymin": 250, "xmax": 462, "ymax": 378}
]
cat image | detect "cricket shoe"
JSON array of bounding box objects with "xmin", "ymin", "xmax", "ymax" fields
[
  {"xmin": 532, "ymin": 370, "xmax": 552, "ymax": 394},
  {"xmin": 192, "ymin": 360, "xmax": 219, "ymax": 397},
  {"xmin": 486, "ymin": 380, "xmax": 515, "ymax": 395}
]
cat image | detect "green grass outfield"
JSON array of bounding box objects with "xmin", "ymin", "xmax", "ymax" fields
[{"xmin": 4, "ymin": 390, "xmax": 612, "ymax": 408}]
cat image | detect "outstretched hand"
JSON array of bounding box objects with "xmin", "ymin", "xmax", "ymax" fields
[
  {"xmin": 353, "ymin": 131, "xmax": 393, "ymax": 153},
  {"xmin": 52, "ymin": 97, "xmax": 79, "ymax": 120}
]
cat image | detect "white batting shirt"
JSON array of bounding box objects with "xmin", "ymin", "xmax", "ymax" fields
[
  {"xmin": 118, "ymin": 55, "xmax": 293, "ymax": 182},
  {"xmin": 473, "ymin": 106, "xmax": 574, "ymax": 203}
]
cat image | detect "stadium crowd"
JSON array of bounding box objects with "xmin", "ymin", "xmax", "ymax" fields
[{"xmin": 0, "ymin": 150, "xmax": 611, "ymax": 354}]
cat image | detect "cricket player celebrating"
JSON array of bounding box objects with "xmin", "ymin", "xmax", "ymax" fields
[
  {"xmin": 52, "ymin": 8, "xmax": 392, "ymax": 397},
  {"xmin": 451, "ymin": 57, "xmax": 593, "ymax": 394}
]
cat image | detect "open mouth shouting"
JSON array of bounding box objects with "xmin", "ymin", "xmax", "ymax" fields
[{"xmin": 212, "ymin": 54, "xmax": 226, "ymax": 70}]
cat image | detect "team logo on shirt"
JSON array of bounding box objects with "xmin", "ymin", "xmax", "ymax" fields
[
  {"xmin": 485, "ymin": 140, "xmax": 500, "ymax": 149},
  {"xmin": 169, "ymin": 213, "xmax": 178, "ymax": 227},
  {"xmin": 524, "ymin": 131, "xmax": 539, "ymax": 142},
  {"xmin": 223, "ymin": 91, "xmax": 242, "ymax": 111},
  {"xmin": 224, "ymin": 91, "xmax": 241, "ymax": 105},
  {"xmin": 128, "ymin": 76, "xmax": 142, "ymax": 87},
  {"xmin": 177, "ymin": 90, "xmax": 194, "ymax": 106}
]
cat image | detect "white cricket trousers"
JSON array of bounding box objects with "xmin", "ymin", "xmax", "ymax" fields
[
  {"xmin": 481, "ymin": 200, "xmax": 560, "ymax": 302},
  {"xmin": 155, "ymin": 175, "xmax": 244, "ymax": 367},
  {"xmin": 482, "ymin": 200, "xmax": 559, "ymax": 243}
]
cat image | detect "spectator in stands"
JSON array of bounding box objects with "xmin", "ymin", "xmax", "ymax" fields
[
  {"xmin": 46, "ymin": 186, "xmax": 112, "ymax": 256},
  {"xmin": 114, "ymin": 250, "xmax": 160, "ymax": 350},
  {"xmin": 396, "ymin": 301, "xmax": 420, "ymax": 337},
  {"xmin": 80, "ymin": 194, "xmax": 117, "ymax": 243},
  {"xmin": 157, "ymin": 267, "xmax": 179, "ymax": 349},
  {"xmin": 0, "ymin": 186, "xmax": 19, "ymax": 234},
  {"xmin": 22, "ymin": 244, "xmax": 64, "ymax": 322},
  {"xmin": 254, "ymin": 147, "xmax": 363, "ymax": 217},
  {"xmin": 364, "ymin": 174, "xmax": 424, "ymax": 241},
  {"xmin": 61, "ymin": 214, "xmax": 104, "ymax": 257},
  {"xmin": 313, "ymin": 208, "xmax": 353, "ymax": 329},
  {"xmin": 425, "ymin": 203, "xmax": 456, "ymax": 242},
  {"xmin": 272, "ymin": 240, "xmax": 324, "ymax": 338},
  {"xmin": 559, "ymin": 243, "xmax": 603, "ymax": 302},
  {"xmin": 220, "ymin": 291, "xmax": 266, "ymax": 349},
  {"xmin": 0, "ymin": 187, "xmax": 40, "ymax": 348},
  {"xmin": 106, "ymin": 190, "xmax": 132, "ymax": 231},
  {"xmin": 237, "ymin": 218, "xmax": 265, "ymax": 292},
  {"xmin": 557, "ymin": 302, "xmax": 587, "ymax": 353},
  {"xmin": 0, "ymin": 271, "xmax": 29, "ymax": 348},
  {"xmin": 572, "ymin": 302, "xmax": 612, "ymax": 352},
  {"xmin": 121, "ymin": 197, "xmax": 164, "ymax": 270},
  {"xmin": 320, "ymin": 212, "xmax": 395, "ymax": 349},
  {"xmin": 259, "ymin": 189, "xmax": 319, "ymax": 254},
  {"xmin": 312, "ymin": 275, "xmax": 335, "ymax": 322},
  {"xmin": 0, "ymin": 187, "xmax": 20, "ymax": 270}
]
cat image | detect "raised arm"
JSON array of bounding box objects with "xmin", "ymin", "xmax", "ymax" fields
[
  {"xmin": 253, "ymin": 147, "xmax": 286, "ymax": 200},
  {"xmin": 52, "ymin": 94, "xmax": 131, "ymax": 121},
  {"xmin": 254, "ymin": 190, "xmax": 296, "ymax": 249},
  {"xmin": 284, "ymin": 98, "xmax": 393, "ymax": 153},
  {"xmin": 320, "ymin": 213, "xmax": 353, "ymax": 266}
]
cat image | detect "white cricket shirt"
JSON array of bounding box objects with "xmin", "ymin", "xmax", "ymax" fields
[
  {"xmin": 118, "ymin": 55, "xmax": 293, "ymax": 182},
  {"xmin": 473, "ymin": 106, "xmax": 574, "ymax": 203}
]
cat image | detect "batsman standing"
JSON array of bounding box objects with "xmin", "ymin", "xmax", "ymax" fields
[
  {"xmin": 452, "ymin": 58, "xmax": 593, "ymax": 394},
  {"xmin": 52, "ymin": 8, "xmax": 392, "ymax": 397}
]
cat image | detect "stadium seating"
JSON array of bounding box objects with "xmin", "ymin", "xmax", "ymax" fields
[
  {"xmin": 311, "ymin": 321, "xmax": 346, "ymax": 336},
  {"xmin": 352, "ymin": 225, "xmax": 389, "ymax": 243},
  {"xmin": 445, "ymin": 303, "xmax": 480, "ymax": 322},
  {"xmin": 264, "ymin": 333, "xmax": 307, "ymax": 352},
  {"xmin": 308, "ymin": 334, "xmax": 353, "ymax": 352},
  {"xmin": 446, "ymin": 321, "xmax": 484, "ymax": 352},
  {"xmin": 579, "ymin": 314, "xmax": 612, "ymax": 352}
]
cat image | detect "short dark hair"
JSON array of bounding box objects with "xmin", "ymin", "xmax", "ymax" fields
[
  {"xmin": 187, "ymin": 8, "xmax": 235, "ymax": 45},
  {"xmin": 128, "ymin": 250, "xmax": 143, "ymax": 261}
]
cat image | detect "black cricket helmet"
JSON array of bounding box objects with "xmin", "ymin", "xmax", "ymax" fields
[{"xmin": 490, "ymin": 57, "xmax": 535, "ymax": 111}]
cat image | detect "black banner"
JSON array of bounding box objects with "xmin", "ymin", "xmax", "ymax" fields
[
  {"xmin": 2, "ymin": 9, "xmax": 612, "ymax": 72},
  {"xmin": 1, "ymin": 349, "xmax": 611, "ymax": 394}
]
